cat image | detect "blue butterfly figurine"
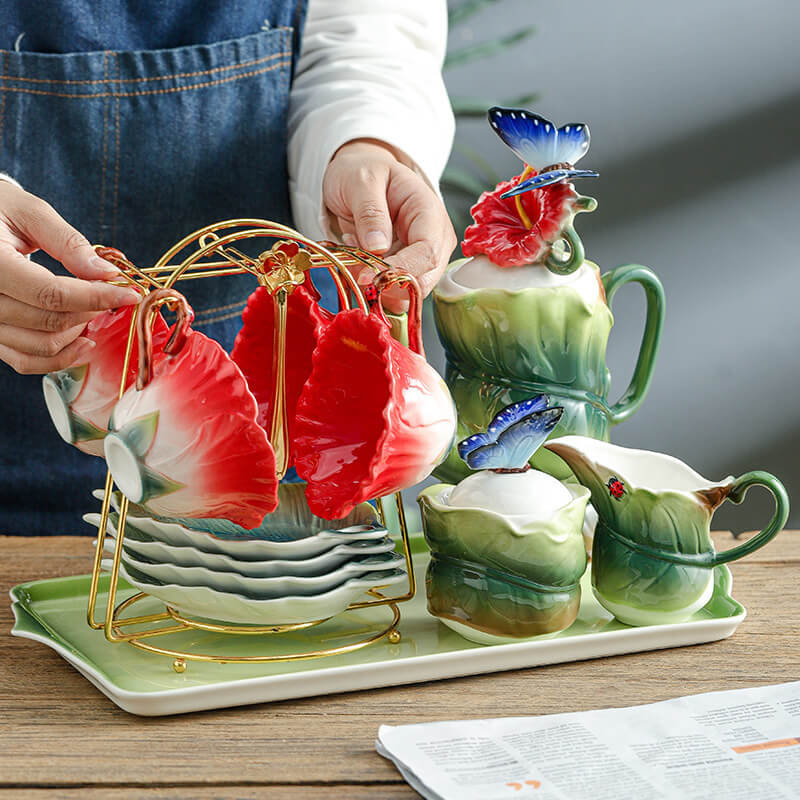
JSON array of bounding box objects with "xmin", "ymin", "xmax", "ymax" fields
[
  {"xmin": 488, "ymin": 106, "xmax": 599, "ymax": 199},
  {"xmin": 457, "ymin": 395, "xmax": 563, "ymax": 472}
]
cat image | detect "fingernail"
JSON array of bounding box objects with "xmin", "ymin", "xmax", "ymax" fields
[
  {"xmin": 356, "ymin": 268, "xmax": 373, "ymax": 285},
  {"xmin": 70, "ymin": 338, "xmax": 96, "ymax": 365},
  {"xmin": 110, "ymin": 287, "xmax": 142, "ymax": 305},
  {"xmin": 364, "ymin": 231, "xmax": 389, "ymax": 252},
  {"xmin": 342, "ymin": 233, "xmax": 357, "ymax": 247},
  {"xmin": 88, "ymin": 255, "xmax": 122, "ymax": 278}
]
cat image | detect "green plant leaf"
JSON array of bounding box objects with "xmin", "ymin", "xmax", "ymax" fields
[
  {"xmin": 448, "ymin": 0, "xmax": 503, "ymax": 28},
  {"xmin": 451, "ymin": 92, "xmax": 541, "ymax": 118},
  {"xmin": 441, "ymin": 166, "xmax": 489, "ymax": 198},
  {"xmin": 452, "ymin": 142, "xmax": 502, "ymax": 185},
  {"xmin": 444, "ymin": 26, "xmax": 536, "ymax": 69}
]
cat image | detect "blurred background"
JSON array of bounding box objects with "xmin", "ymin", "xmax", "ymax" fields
[{"xmin": 421, "ymin": 0, "xmax": 800, "ymax": 532}]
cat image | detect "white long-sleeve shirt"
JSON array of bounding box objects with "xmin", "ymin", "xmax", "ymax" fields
[
  {"xmin": 289, "ymin": 0, "xmax": 454, "ymax": 238},
  {"xmin": 1, "ymin": 1, "xmax": 455, "ymax": 242}
]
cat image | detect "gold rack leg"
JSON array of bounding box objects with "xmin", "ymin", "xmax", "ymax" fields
[{"xmin": 110, "ymin": 590, "xmax": 402, "ymax": 671}]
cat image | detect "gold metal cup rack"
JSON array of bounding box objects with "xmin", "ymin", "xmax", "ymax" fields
[{"xmin": 85, "ymin": 219, "xmax": 417, "ymax": 672}]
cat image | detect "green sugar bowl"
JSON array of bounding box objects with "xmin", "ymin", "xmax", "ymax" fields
[{"xmin": 418, "ymin": 396, "xmax": 590, "ymax": 643}]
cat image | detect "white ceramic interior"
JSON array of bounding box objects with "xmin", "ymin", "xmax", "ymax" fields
[
  {"xmin": 549, "ymin": 436, "xmax": 728, "ymax": 495},
  {"xmin": 436, "ymin": 255, "xmax": 601, "ymax": 305}
]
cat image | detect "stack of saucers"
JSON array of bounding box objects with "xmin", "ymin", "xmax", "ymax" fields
[{"xmin": 87, "ymin": 484, "xmax": 406, "ymax": 625}]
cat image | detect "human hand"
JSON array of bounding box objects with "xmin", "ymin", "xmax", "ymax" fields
[
  {"xmin": 322, "ymin": 139, "xmax": 457, "ymax": 310},
  {"xmin": 0, "ymin": 181, "xmax": 140, "ymax": 374}
]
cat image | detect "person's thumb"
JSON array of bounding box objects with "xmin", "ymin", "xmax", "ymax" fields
[{"xmin": 349, "ymin": 176, "xmax": 393, "ymax": 255}]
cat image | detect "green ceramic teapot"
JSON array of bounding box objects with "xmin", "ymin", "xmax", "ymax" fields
[
  {"xmin": 433, "ymin": 255, "xmax": 665, "ymax": 482},
  {"xmin": 432, "ymin": 110, "xmax": 665, "ymax": 483}
]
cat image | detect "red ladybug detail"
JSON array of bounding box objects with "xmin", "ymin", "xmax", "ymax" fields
[
  {"xmin": 363, "ymin": 285, "xmax": 379, "ymax": 303},
  {"xmin": 607, "ymin": 476, "xmax": 625, "ymax": 500}
]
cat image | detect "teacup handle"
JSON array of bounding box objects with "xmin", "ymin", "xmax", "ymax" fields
[
  {"xmin": 371, "ymin": 270, "xmax": 424, "ymax": 357},
  {"xmin": 706, "ymin": 471, "xmax": 790, "ymax": 567},
  {"xmin": 602, "ymin": 264, "xmax": 666, "ymax": 425},
  {"xmin": 136, "ymin": 288, "xmax": 195, "ymax": 390}
]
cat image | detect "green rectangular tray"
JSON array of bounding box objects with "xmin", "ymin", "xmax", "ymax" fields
[{"xmin": 10, "ymin": 546, "xmax": 745, "ymax": 716}]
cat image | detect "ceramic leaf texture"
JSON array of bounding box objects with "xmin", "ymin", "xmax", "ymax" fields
[
  {"xmin": 43, "ymin": 305, "xmax": 169, "ymax": 456},
  {"xmin": 434, "ymin": 261, "xmax": 613, "ymax": 392},
  {"xmin": 417, "ymin": 483, "xmax": 588, "ymax": 588},
  {"xmin": 436, "ymin": 372, "xmax": 609, "ymax": 483},
  {"xmin": 433, "ymin": 262, "xmax": 613, "ymax": 483},
  {"xmin": 544, "ymin": 439, "xmax": 729, "ymax": 555},
  {"xmin": 544, "ymin": 438, "xmax": 731, "ymax": 615},
  {"xmin": 426, "ymin": 554, "xmax": 581, "ymax": 638}
]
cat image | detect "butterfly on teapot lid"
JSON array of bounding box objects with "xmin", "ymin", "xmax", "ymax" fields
[
  {"xmin": 487, "ymin": 107, "xmax": 599, "ymax": 198},
  {"xmin": 457, "ymin": 394, "xmax": 563, "ymax": 473},
  {"xmin": 462, "ymin": 107, "xmax": 598, "ymax": 274}
]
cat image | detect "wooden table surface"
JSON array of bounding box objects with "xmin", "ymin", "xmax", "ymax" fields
[{"xmin": 1, "ymin": 531, "xmax": 798, "ymax": 799}]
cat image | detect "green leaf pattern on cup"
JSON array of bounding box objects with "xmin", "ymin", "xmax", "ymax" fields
[{"xmin": 434, "ymin": 260, "xmax": 613, "ymax": 394}]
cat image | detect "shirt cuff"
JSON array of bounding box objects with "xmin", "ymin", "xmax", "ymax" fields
[
  {"xmin": 289, "ymin": 109, "xmax": 452, "ymax": 241},
  {"xmin": 0, "ymin": 173, "xmax": 23, "ymax": 191}
]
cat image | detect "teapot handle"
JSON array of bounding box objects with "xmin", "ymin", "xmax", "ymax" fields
[
  {"xmin": 136, "ymin": 288, "xmax": 195, "ymax": 390},
  {"xmin": 707, "ymin": 471, "xmax": 790, "ymax": 567},
  {"xmin": 602, "ymin": 264, "xmax": 665, "ymax": 425},
  {"xmin": 371, "ymin": 270, "xmax": 425, "ymax": 357}
]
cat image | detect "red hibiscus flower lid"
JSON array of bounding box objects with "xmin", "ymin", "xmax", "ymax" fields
[
  {"xmin": 462, "ymin": 106, "xmax": 602, "ymax": 270},
  {"xmin": 462, "ymin": 171, "xmax": 594, "ymax": 268}
]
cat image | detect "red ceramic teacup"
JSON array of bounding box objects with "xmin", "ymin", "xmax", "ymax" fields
[
  {"xmin": 42, "ymin": 248, "xmax": 168, "ymax": 456},
  {"xmin": 104, "ymin": 289, "xmax": 279, "ymax": 529},
  {"xmin": 292, "ymin": 270, "xmax": 457, "ymax": 519},
  {"xmin": 231, "ymin": 271, "xmax": 333, "ymax": 456}
]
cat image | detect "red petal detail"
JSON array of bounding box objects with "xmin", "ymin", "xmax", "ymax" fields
[
  {"xmin": 114, "ymin": 329, "xmax": 278, "ymax": 528},
  {"xmin": 461, "ymin": 172, "xmax": 579, "ymax": 267},
  {"xmin": 71, "ymin": 305, "xmax": 169, "ymax": 456},
  {"xmin": 293, "ymin": 308, "xmax": 456, "ymax": 519},
  {"xmin": 276, "ymin": 241, "xmax": 300, "ymax": 258},
  {"xmin": 231, "ymin": 280, "xmax": 333, "ymax": 463}
]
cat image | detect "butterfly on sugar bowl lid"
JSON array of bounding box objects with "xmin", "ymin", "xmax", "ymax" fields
[{"xmin": 417, "ymin": 396, "xmax": 591, "ymax": 643}]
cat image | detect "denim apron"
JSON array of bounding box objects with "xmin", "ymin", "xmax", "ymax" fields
[{"xmin": 0, "ymin": 1, "xmax": 311, "ymax": 534}]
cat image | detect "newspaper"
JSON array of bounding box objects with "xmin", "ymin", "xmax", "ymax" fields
[{"xmin": 377, "ymin": 681, "xmax": 800, "ymax": 800}]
